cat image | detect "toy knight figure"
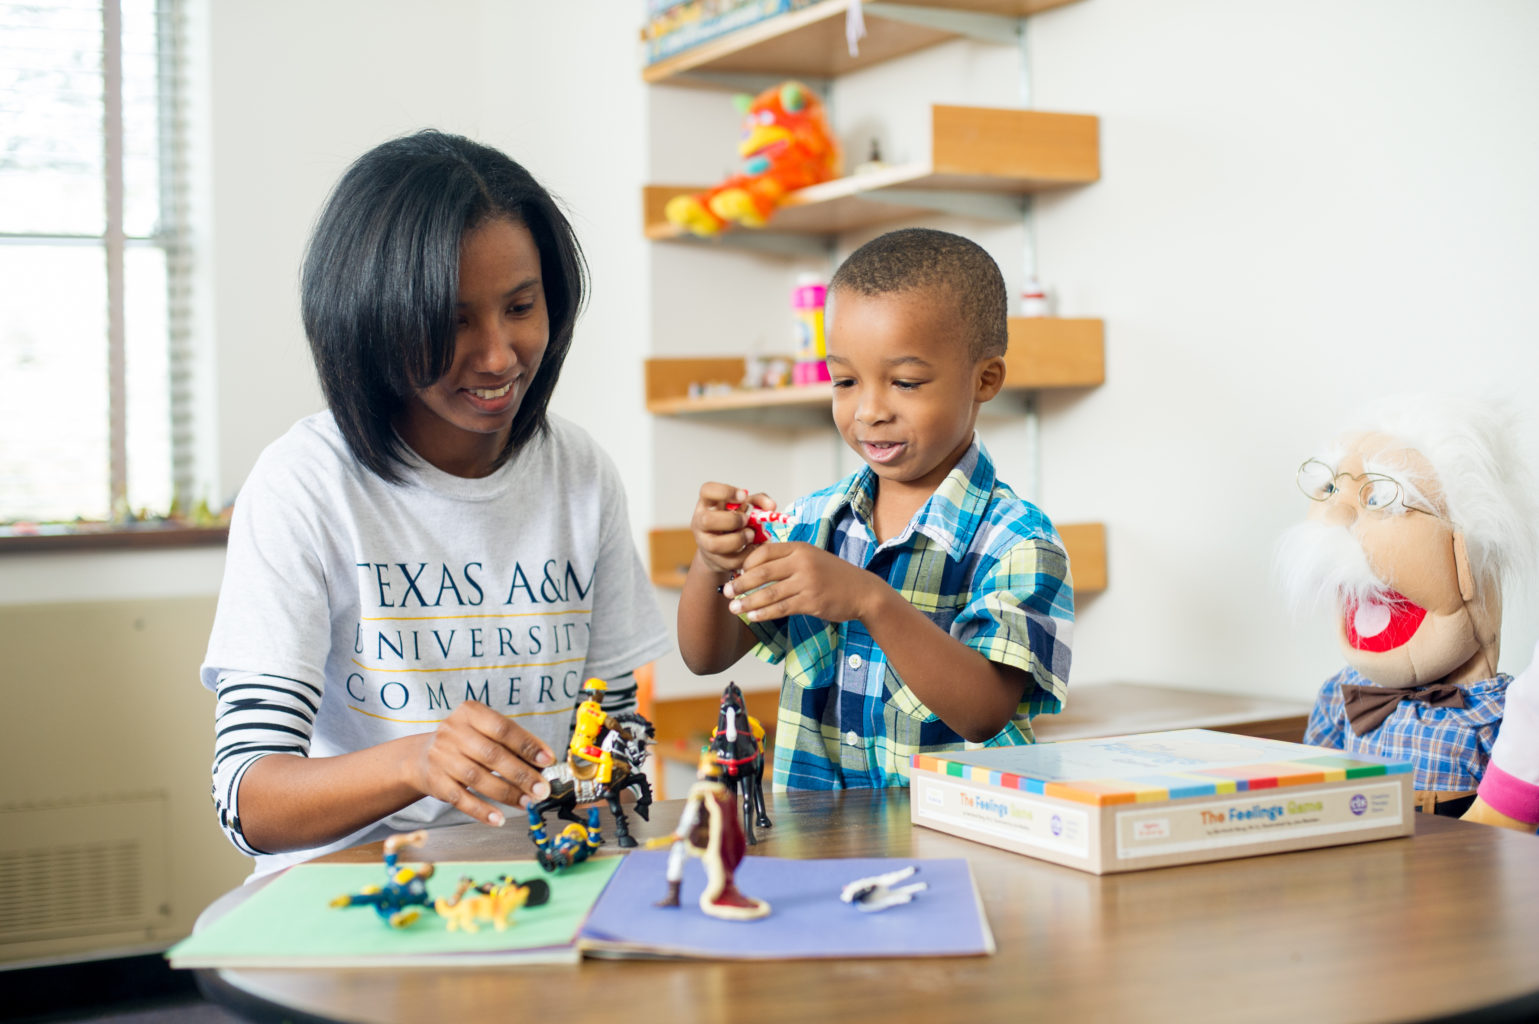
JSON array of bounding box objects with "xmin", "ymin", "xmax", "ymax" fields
[{"xmin": 650, "ymin": 750, "xmax": 770, "ymax": 921}]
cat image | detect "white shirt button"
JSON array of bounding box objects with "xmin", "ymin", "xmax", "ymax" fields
[
  {"xmin": 845, "ymin": 730, "xmax": 859, "ymax": 746},
  {"xmin": 848, "ymin": 654, "xmax": 863, "ymax": 670}
]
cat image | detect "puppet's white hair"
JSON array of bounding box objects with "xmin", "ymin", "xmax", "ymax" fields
[{"xmin": 1337, "ymin": 395, "xmax": 1537, "ymax": 593}]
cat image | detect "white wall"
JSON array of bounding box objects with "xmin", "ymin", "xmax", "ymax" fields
[
  {"xmin": 1026, "ymin": 0, "xmax": 1539, "ymax": 699},
  {"xmin": 4, "ymin": 0, "xmax": 1538, "ymax": 712},
  {"xmin": 204, "ymin": 0, "xmax": 653, "ymax": 509}
]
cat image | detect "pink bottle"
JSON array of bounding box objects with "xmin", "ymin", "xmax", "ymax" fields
[{"xmin": 792, "ymin": 273, "xmax": 830, "ymax": 386}]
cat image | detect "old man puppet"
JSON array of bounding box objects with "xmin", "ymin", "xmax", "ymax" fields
[{"xmin": 1277, "ymin": 397, "xmax": 1537, "ymax": 816}]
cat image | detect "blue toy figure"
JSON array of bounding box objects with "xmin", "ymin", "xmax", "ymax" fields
[
  {"xmin": 528, "ymin": 805, "xmax": 602, "ymax": 873},
  {"xmin": 329, "ymin": 829, "xmax": 435, "ymax": 927}
]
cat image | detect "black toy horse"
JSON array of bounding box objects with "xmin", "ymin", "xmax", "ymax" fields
[
  {"xmin": 530, "ymin": 711, "xmax": 655, "ymax": 849},
  {"xmin": 708, "ymin": 682, "xmax": 772, "ymax": 845}
]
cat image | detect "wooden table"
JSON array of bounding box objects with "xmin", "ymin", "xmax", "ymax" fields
[
  {"xmin": 1032, "ymin": 681, "xmax": 1314, "ymax": 744},
  {"xmin": 200, "ymin": 790, "xmax": 1539, "ymax": 1024}
]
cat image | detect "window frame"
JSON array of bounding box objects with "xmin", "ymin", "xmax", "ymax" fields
[{"xmin": 0, "ymin": 0, "xmax": 218, "ymax": 549}]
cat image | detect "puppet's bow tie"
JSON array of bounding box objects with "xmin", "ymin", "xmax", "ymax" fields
[{"xmin": 1340, "ymin": 682, "xmax": 1468, "ymax": 736}]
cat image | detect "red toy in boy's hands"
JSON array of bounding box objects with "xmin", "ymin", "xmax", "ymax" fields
[{"xmin": 726, "ymin": 502, "xmax": 788, "ymax": 545}]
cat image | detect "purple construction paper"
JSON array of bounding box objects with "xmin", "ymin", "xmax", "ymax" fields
[{"xmin": 579, "ymin": 852, "xmax": 991, "ymax": 959}]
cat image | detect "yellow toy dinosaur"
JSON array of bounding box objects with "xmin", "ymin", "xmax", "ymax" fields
[{"xmin": 433, "ymin": 876, "xmax": 530, "ymax": 933}]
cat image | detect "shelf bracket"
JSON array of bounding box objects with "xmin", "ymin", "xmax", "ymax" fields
[
  {"xmin": 860, "ymin": 3, "xmax": 1022, "ymax": 47},
  {"xmin": 859, "ymin": 187, "xmax": 1026, "ymax": 222}
]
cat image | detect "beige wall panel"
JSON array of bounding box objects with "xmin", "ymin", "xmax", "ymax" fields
[{"xmin": 0, "ymin": 597, "xmax": 251, "ymax": 964}]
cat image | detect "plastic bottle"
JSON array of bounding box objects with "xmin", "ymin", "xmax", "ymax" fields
[
  {"xmin": 1020, "ymin": 277, "xmax": 1051, "ymax": 317},
  {"xmin": 792, "ymin": 272, "xmax": 829, "ymax": 385}
]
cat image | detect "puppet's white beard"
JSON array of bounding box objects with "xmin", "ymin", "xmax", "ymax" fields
[{"xmin": 1275, "ymin": 519, "xmax": 1394, "ymax": 614}]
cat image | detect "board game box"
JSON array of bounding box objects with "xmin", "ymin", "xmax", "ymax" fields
[{"xmin": 910, "ymin": 729, "xmax": 1414, "ymax": 874}]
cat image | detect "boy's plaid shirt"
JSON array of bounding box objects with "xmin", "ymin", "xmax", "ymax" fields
[{"xmin": 746, "ymin": 440, "xmax": 1074, "ymax": 790}]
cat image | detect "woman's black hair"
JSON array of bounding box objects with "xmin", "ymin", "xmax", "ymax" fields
[{"xmin": 301, "ymin": 129, "xmax": 588, "ymax": 482}]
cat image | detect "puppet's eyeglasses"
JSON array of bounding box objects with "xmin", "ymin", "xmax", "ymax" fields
[{"xmin": 1296, "ymin": 459, "xmax": 1441, "ymax": 518}]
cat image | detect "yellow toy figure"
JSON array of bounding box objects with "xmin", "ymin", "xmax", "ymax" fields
[
  {"xmin": 568, "ymin": 677, "xmax": 621, "ymax": 784},
  {"xmin": 665, "ymin": 80, "xmax": 840, "ymax": 237},
  {"xmin": 433, "ymin": 876, "xmax": 529, "ymax": 933}
]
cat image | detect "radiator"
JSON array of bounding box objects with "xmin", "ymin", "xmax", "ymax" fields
[
  {"xmin": 0, "ymin": 597, "xmax": 252, "ymax": 966},
  {"xmin": 0, "ymin": 794, "xmax": 170, "ymax": 947}
]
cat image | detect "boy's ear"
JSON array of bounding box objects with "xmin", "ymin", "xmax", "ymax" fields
[{"xmin": 975, "ymin": 356, "xmax": 1007, "ymax": 402}]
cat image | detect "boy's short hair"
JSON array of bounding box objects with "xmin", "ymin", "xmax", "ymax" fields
[
  {"xmin": 828, "ymin": 228, "xmax": 1008, "ymax": 360},
  {"xmin": 301, "ymin": 129, "xmax": 588, "ymax": 482}
]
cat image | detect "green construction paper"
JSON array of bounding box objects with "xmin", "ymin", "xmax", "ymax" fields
[{"xmin": 167, "ymin": 857, "xmax": 619, "ymax": 967}]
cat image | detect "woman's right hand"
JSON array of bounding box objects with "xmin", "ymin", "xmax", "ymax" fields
[
  {"xmin": 692, "ymin": 482, "xmax": 775, "ymax": 576},
  {"xmin": 408, "ymin": 700, "xmax": 555, "ymax": 827}
]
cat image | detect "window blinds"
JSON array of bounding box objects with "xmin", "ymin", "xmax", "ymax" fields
[{"xmin": 0, "ymin": 0, "xmax": 192, "ymax": 523}]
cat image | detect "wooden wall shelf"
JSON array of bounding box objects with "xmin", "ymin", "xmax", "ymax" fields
[
  {"xmin": 1006, "ymin": 316, "xmax": 1104, "ymax": 388},
  {"xmin": 649, "ymin": 520, "xmax": 1107, "ymax": 594},
  {"xmin": 648, "ymin": 528, "xmax": 699, "ymax": 589},
  {"xmin": 1054, "ymin": 522, "xmax": 1106, "ymax": 594},
  {"xmin": 645, "ymin": 356, "xmax": 829, "ymax": 420},
  {"xmin": 643, "ymin": 106, "xmax": 1099, "ymax": 243},
  {"xmin": 643, "ymin": 0, "xmax": 1084, "ymax": 87},
  {"xmin": 645, "ymin": 317, "xmax": 1103, "ymax": 423}
]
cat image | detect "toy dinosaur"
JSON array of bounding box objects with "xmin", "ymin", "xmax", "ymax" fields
[{"xmin": 433, "ymin": 876, "xmax": 530, "ymax": 933}]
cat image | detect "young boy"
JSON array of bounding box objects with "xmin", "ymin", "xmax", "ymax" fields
[{"xmin": 678, "ymin": 227, "xmax": 1074, "ymax": 790}]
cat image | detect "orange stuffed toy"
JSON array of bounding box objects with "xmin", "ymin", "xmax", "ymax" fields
[{"xmin": 666, "ymin": 80, "xmax": 840, "ymax": 237}]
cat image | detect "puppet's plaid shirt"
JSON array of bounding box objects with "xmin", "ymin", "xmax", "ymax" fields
[
  {"xmin": 1304, "ymin": 667, "xmax": 1509, "ymax": 793},
  {"xmin": 745, "ymin": 439, "xmax": 1074, "ymax": 791}
]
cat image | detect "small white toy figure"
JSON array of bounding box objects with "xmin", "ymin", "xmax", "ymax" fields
[
  {"xmin": 1278, "ymin": 397, "xmax": 1537, "ymax": 816},
  {"xmin": 649, "ymin": 751, "xmax": 770, "ymax": 921},
  {"xmin": 840, "ymin": 865, "xmax": 928, "ymax": 912}
]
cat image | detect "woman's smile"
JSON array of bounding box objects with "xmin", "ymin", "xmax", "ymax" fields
[{"xmin": 466, "ymin": 380, "xmax": 514, "ymax": 402}]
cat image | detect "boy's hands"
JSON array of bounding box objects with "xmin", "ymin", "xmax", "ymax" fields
[
  {"xmin": 409, "ymin": 701, "xmax": 555, "ymax": 828},
  {"xmin": 694, "ymin": 483, "xmax": 878, "ymax": 624},
  {"xmin": 679, "ymin": 483, "xmax": 777, "ymax": 675},
  {"xmin": 692, "ymin": 483, "xmax": 777, "ymax": 575},
  {"xmin": 724, "ymin": 542, "xmax": 881, "ymax": 625}
]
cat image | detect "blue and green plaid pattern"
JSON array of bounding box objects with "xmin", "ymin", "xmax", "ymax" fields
[
  {"xmin": 748, "ymin": 440, "xmax": 1074, "ymax": 790},
  {"xmin": 1305, "ymin": 666, "xmax": 1507, "ymax": 793}
]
